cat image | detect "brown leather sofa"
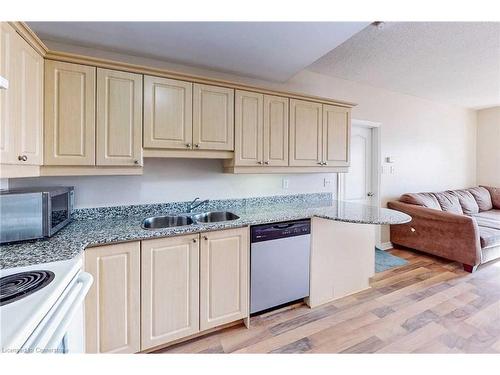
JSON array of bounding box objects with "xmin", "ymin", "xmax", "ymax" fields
[{"xmin": 388, "ymin": 186, "xmax": 500, "ymax": 272}]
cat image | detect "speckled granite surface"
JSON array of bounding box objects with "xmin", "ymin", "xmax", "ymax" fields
[{"xmin": 0, "ymin": 193, "xmax": 411, "ymax": 269}]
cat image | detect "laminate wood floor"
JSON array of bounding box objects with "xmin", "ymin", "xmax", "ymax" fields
[{"xmin": 154, "ymin": 248, "xmax": 500, "ymax": 354}]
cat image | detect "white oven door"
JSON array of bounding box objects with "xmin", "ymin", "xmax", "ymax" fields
[{"xmin": 21, "ymin": 271, "xmax": 93, "ymax": 354}]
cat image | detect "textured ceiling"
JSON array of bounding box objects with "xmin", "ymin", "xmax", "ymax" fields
[
  {"xmin": 308, "ymin": 22, "xmax": 500, "ymax": 109},
  {"xmin": 28, "ymin": 22, "xmax": 369, "ymax": 82}
]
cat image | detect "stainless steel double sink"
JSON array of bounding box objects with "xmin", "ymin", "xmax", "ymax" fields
[{"xmin": 142, "ymin": 211, "xmax": 240, "ymax": 230}]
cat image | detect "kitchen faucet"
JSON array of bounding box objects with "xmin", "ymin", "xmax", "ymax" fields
[{"xmin": 187, "ymin": 197, "xmax": 209, "ymax": 213}]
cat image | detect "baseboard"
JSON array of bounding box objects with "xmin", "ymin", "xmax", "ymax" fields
[{"xmin": 377, "ymin": 242, "xmax": 393, "ymax": 251}]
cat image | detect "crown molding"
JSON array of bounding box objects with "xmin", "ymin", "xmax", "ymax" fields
[
  {"xmin": 9, "ymin": 22, "xmax": 49, "ymax": 56},
  {"xmin": 18, "ymin": 22, "xmax": 357, "ymax": 109}
]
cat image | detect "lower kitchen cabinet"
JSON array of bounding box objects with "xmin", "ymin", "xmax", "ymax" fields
[
  {"xmin": 83, "ymin": 227, "xmax": 249, "ymax": 353},
  {"xmin": 141, "ymin": 234, "xmax": 200, "ymax": 351},
  {"xmin": 200, "ymin": 227, "xmax": 249, "ymax": 331},
  {"xmin": 84, "ymin": 241, "xmax": 141, "ymax": 354}
]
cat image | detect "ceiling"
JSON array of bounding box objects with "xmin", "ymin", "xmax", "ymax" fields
[
  {"xmin": 28, "ymin": 22, "xmax": 369, "ymax": 82},
  {"xmin": 308, "ymin": 22, "xmax": 500, "ymax": 109}
]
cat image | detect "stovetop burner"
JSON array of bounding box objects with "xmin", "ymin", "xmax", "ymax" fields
[{"xmin": 0, "ymin": 271, "xmax": 55, "ymax": 306}]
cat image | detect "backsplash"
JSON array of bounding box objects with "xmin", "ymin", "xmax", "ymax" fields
[{"xmin": 72, "ymin": 192, "xmax": 333, "ymax": 220}]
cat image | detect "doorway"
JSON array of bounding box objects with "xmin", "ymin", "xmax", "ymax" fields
[{"xmin": 337, "ymin": 119, "xmax": 382, "ymax": 243}]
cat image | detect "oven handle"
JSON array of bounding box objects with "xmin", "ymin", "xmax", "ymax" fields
[{"xmin": 30, "ymin": 272, "xmax": 93, "ymax": 352}]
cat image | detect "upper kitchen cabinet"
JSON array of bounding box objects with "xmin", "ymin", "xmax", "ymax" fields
[
  {"xmin": 289, "ymin": 99, "xmax": 351, "ymax": 169},
  {"xmin": 96, "ymin": 68, "xmax": 143, "ymax": 166},
  {"xmin": 234, "ymin": 90, "xmax": 264, "ymax": 166},
  {"xmin": 322, "ymin": 104, "xmax": 350, "ymax": 167},
  {"xmin": 44, "ymin": 60, "xmax": 96, "ymax": 166},
  {"xmin": 263, "ymin": 95, "xmax": 289, "ymax": 166},
  {"xmin": 289, "ymin": 99, "xmax": 323, "ymax": 167},
  {"xmin": 44, "ymin": 62, "xmax": 143, "ymax": 175},
  {"xmin": 232, "ymin": 90, "xmax": 288, "ymax": 168},
  {"xmin": 0, "ymin": 23, "xmax": 43, "ymax": 177},
  {"xmin": 143, "ymin": 76, "xmax": 192, "ymax": 150},
  {"xmin": 193, "ymin": 83, "xmax": 234, "ymax": 151}
]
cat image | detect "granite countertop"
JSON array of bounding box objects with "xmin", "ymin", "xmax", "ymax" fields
[{"xmin": 0, "ymin": 195, "xmax": 411, "ymax": 269}]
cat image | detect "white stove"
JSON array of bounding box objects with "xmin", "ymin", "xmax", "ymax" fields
[{"xmin": 0, "ymin": 257, "xmax": 92, "ymax": 353}]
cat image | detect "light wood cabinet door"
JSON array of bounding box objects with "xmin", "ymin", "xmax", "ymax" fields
[
  {"xmin": 84, "ymin": 241, "xmax": 141, "ymax": 354},
  {"xmin": 193, "ymin": 83, "xmax": 234, "ymax": 151},
  {"xmin": 0, "ymin": 23, "xmax": 43, "ymax": 166},
  {"xmin": 17, "ymin": 35, "xmax": 43, "ymax": 165},
  {"xmin": 96, "ymin": 68, "xmax": 143, "ymax": 166},
  {"xmin": 44, "ymin": 60, "xmax": 96, "ymax": 166},
  {"xmin": 143, "ymin": 76, "xmax": 193, "ymax": 150},
  {"xmin": 289, "ymin": 99, "xmax": 322, "ymax": 166},
  {"xmin": 141, "ymin": 235, "xmax": 200, "ymax": 350},
  {"xmin": 200, "ymin": 227, "xmax": 249, "ymax": 331},
  {"xmin": 234, "ymin": 90, "xmax": 263, "ymax": 166},
  {"xmin": 264, "ymin": 95, "xmax": 288, "ymax": 166},
  {"xmin": 323, "ymin": 104, "xmax": 350, "ymax": 167},
  {"xmin": 0, "ymin": 23, "xmax": 18, "ymax": 164}
]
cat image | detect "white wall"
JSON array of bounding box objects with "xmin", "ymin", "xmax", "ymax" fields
[
  {"xmin": 477, "ymin": 106, "xmax": 500, "ymax": 187},
  {"xmin": 10, "ymin": 41, "xmax": 479, "ymax": 242},
  {"xmin": 9, "ymin": 159, "xmax": 337, "ymax": 208}
]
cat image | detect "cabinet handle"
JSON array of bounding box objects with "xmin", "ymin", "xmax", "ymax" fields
[
  {"xmin": 257, "ymin": 161, "xmax": 263, "ymax": 165},
  {"xmin": 264, "ymin": 161, "xmax": 269, "ymax": 165},
  {"xmin": 186, "ymin": 143, "xmax": 192, "ymax": 148},
  {"xmin": 18, "ymin": 155, "xmax": 28, "ymax": 162},
  {"xmin": 203, "ymin": 236, "xmax": 208, "ymax": 240},
  {"xmin": 194, "ymin": 144, "xmax": 200, "ymax": 148},
  {"xmin": 317, "ymin": 162, "xmax": 322, "ymax": 165},
  {"xmin": 323, "ymin": 162, "xmax": 328, "ymax": 166}
]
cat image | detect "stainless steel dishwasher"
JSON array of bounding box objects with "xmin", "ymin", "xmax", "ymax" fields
[{"xmin": 250, "ymin": 219, "xmax": 311, "ymax": 314}]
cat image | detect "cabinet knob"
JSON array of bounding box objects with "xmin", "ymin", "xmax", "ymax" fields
[
  {"xmin": 133, "ymin": 160, "xmax": 139, "ymax": 165},
  {"xmin": 194, "ymin": 144, "xmax": 200, "ymax": 148},
  {"xmin": 186, "ymin": 143, "xmax": 192, "ymax": 148},
  {"xmin": 323, "ymin": 162, "xmax": 328, "ymax": 166},
  {"xmin": 264, "ymin": 161, "xmax": 269, "ymax": 165},
  {"xmin": 203, "ymin": 235, "xmax": 208, "ymax": 240},
  {"xmin": 18, "ymin": 155, "xmax": 28, "ymax": 162},
  {"xmin": 257, "ymin": 161, "xmax": 263, "ymax": 165},
  {"xmin": 192, "ymin": 238, "xmax": 197, "ymax": 243},
  {"xmin": 317, "ymin": 162, "xmax": 322, "ymax": 165}
]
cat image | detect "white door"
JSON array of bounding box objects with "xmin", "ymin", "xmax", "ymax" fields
[{"xmin": 342, "ymin": 125, "xmax": 374, "ymax": 205}]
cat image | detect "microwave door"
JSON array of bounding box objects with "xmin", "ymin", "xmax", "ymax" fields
[{"xmin": 48, "ymin": 192, "xmax": 72, "ymax": 236}]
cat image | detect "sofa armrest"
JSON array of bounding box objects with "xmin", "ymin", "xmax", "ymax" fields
[
  {"xmin": 482, "ymin": 186, "xmax": 500, "ymax": 209},
  {"xmin": 387, "ymin": 201, "xmax": 482, "ymax": 266}
]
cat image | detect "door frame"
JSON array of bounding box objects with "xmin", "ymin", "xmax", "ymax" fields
[{"xmin": 337, "ymin": 119, "xmax": 382, "ymax": 245}]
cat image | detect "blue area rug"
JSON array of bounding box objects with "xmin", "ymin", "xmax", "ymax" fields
[{"xmin": 375, "ymin": 248, "xmax": 408, "ymax": 273}]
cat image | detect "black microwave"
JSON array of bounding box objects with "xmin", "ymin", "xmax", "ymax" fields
[{"xmin": 0, "ymin": 186, "xmax": 74, "ymax": 244}]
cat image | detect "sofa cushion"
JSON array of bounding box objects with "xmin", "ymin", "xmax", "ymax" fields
[
  {"xmin": 450, "ymin": 189, "xmax": 479, "ymax": 215},
  {"xmin": 434, "ymin": 191, "xmax": 463, "ymax": 214},
  {"xmin": 472, "ymin": 210, "xmax": 500, "ymax": 230},
  {"xmin": 482, "ymin": 186, "xmax": 500, "ymax": 209},
  {"xmin": 400, "ymin": 193, "xmax": 442, "ymax": 210},
  {"xmin": 479, "ymin": 226, "xmax": 500, "ymax": 249},
  {"xmin": 468, "ymin": 186, "xmax": 493, "ymax": 211}
]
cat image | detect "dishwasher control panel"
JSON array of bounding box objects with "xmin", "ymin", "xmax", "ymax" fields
[{"xmin": 251, "ymin": 219, "xmax": 311, "ymax": 243}]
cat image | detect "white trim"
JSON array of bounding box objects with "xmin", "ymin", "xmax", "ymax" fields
[{"xmin": 377, "ymin": 242, "xmax": 394, "ymax": 251}]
